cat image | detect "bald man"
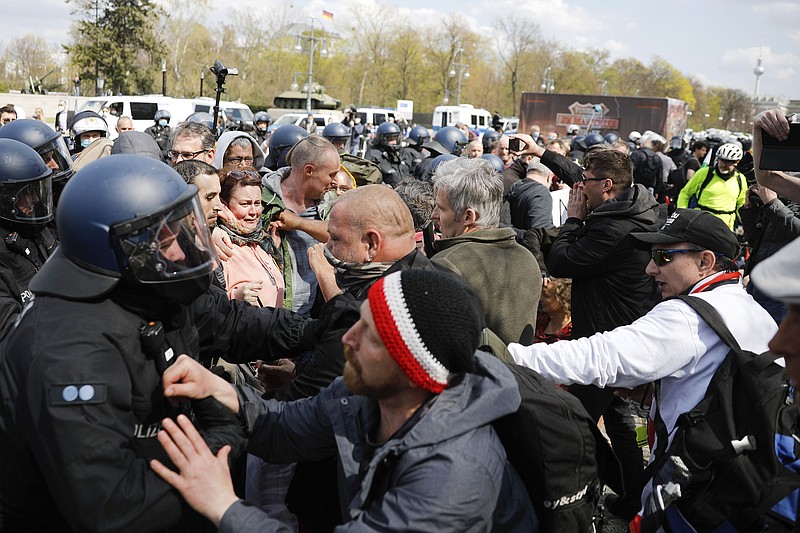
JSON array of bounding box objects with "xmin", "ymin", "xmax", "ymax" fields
[{"xmin": 261, "ymin": 184, "xmax": 435, "ymax": 531}]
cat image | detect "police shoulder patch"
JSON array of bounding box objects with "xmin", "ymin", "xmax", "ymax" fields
[{"xmin": 49, "ymin": 383, "xmax": 107, "ymax": 406}]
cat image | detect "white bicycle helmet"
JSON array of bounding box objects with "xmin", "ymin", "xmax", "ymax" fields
[{"xmin": 716, "ymin": 143, "xmax": 743, "ymax": 161}]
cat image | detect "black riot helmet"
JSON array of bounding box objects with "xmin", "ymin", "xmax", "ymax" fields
[
  {"xmin": 185, "ymin": 112, "xmax": 215, "ymax": 131},
  {"xmin": 480, "ymin": 153, "xmax": 504, "ymax": 174},
  {"xmin": 0, "ymin": 138, "xmax": 54, "ymax": 228},
  {"xmin": 322, "ymin": 122, "xmax": 351, "ymax": 151},
  {"xmin": 30, "ymin": 155, "xmax": 215, "ymax": 303},
  {"xmin": 376, "ymin": 121, "xmax": 402, "ymax": 147},
  {"xmin": 424, "ymin": 126, "xmax": 468, "ymax": 156},
  {"xmin": 603, "ymin": 132, "xmax": 620, "ymax": 144},
  {"xmin": 405, "ymin": 125, "xmax": 430, "ymax": 148},
  {"xmin": 481, "ymin": 129, "xmax": 501, "ymax": 151},
  {"xmin": 584, "ymin": 133, "xmax": 606, "ymax": 148},
  {"xmin": 264, "ymin": 125, "xmax": 309, "ymax": 170},
  {"xmin": 0, "ymin": 119, "xmax": 74, "ymax": 185}
]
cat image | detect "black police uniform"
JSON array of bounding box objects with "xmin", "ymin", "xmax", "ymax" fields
[
  {"xmin": 0, "ymin": 225, "xmax": 56, "ymax": 338},
  {"xmin": 400, "ymin": 145, "xmax": 425, "ymax": 178},
  {"xmin": 0, "ymin": 284, "xmax": 316, "ymax": 532},
  {"xmin": 144, "ymin": 124, "xmax": 172, "ymax": 161},
  {"xmin": 364, "ymin": 143, "xmax": 411, "ymax": 187}
]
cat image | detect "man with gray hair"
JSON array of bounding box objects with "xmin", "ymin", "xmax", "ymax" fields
[{"xmin": 431, "ymin": 157, "xmax": 541, "ymax": 345}]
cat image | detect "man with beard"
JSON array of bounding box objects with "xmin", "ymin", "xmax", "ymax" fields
[{"xmin": 150, "ymin": 268, "xmax": 537, "ymax": 532}]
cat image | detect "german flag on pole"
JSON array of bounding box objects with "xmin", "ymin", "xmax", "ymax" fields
[{"xmin": 322, "ymin": 9, "xmax": 333, "ymax": 20}]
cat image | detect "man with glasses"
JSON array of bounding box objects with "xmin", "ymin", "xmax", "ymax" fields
[
  {"xmin": 508, "ymin": 208, "xmax": 777, "ymax": 520},
  {"xmin": 546, "ymin": 148, "xmax": 664, "ymax": 518},
  {"xmin": 169, "ymin": 121, "xmax": 216, "ymax": 167}
]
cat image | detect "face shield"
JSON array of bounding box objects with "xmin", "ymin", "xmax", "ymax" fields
[
  {"xmin": 111, "ymin": 195, "xmax": 216, "ymax": 285},
  {"xmin": 0, "ymin": 175, "xmax": 54, "ymax": 225},
  {"xmin": 37, "ymin": 135, "xmax": 74, "ymax": 183}
]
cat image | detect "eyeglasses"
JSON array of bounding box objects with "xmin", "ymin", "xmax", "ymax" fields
[
  {"xmin": 580, "ymin": 173, "xmax": 608, "ymax": 183},
  {"xmin": 168, "ymin": 149, "xmax": 209, "ymax": 161},
  {"xmin": 650, "ymin": 248, "xmax": 704, "ymax": 266},
  {"xmin": 226, "ymin": 156, "xmax": 255, "ymax": 165}
]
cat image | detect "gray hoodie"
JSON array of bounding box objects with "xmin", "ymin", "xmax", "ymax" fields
[
  {"xmin": 220, "ymin": 351, "xmax": 537, "ymax": 532},
  {"xmin": 111, "ymin": 131, "xmax": 163, "ymax": 162},
  {"xmin": 213, "ymin": 131, "xmax": 265, "ymax": 171}
]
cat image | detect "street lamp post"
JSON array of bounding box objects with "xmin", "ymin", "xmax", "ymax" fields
[
  {"xmin": 449, "ymin": 47, "xmax": 470, "ymax": 106},
  {"xmin": 293, "ymin": 18, "xmax": 329, "ymax": 114},
  {"xmin": 200, "ymin": 69, "xmax": 204, "ymax": 97},
  {"xmin": 161, "ymin": 59, "xmax": 167, "ymax": 96},
  {"xmin": 541, "ymin": 66, "xmax": 554, "ymax": 93}
]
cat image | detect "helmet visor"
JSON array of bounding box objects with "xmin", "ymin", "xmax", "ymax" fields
[
  {"xmin": 38, "ymin": 136, "xmax": 74, "ymax": 182},
  {"xmin": 1, "ymin": 176, "xmax": 54, "ymax": 224},
  {"xmin": 112, "ymin": 196, "xmax": 216, "ymax": 284}
]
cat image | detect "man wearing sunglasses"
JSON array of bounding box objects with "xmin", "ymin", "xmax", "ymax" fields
[{"xmin": 507, "ymin": 208, "xmax": 777, "ymax": 520}]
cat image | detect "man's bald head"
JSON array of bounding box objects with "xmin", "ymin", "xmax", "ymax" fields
[{"xmin": 328, "ymin": 185, "xmax": 416, "ymax": 262}]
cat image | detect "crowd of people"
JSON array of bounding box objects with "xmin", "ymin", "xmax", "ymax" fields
[{"xmin": 0, "ymin": 101, "xmax": 797, "ymax": 533}]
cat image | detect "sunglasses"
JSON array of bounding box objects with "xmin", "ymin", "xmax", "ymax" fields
[
  {"xmin": 580, "ymin": 173, "xmax": 607, "ymax": 183},
  {"xmin": 650, "ymin": 248, "xmax": 704, "ymax": 266}
]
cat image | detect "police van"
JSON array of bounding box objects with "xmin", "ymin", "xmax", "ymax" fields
[
  {"xmin": 79, "ymin": 96, "xmax": 254, "ymax": 131},
  {"xmin": 432, "ymin": 104, "xmax": 493, "ymax": 134}
]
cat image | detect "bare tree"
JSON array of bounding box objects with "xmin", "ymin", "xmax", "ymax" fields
[
  {"xmin": 2, "ymin": 34, "xmax": 59, "ymax": 92},
  {"xmin": 494, "ymin": 16, "xmax": 540, "ymax": 113}
]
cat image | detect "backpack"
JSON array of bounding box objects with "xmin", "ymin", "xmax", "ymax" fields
[
  {"xmin": 479, "ymin": 330, "xmax": 620, "ymax": 532},
  {"xmin": 632, "ymin": 148, "xmax": 662, "ymax": 191},
  {"xmin": 687, "ymin": 167, "xmax": 745, "ymax": 214},
  {"xmin": 340, "ymin": 152, "xmax": 383, "ymax": 186},
  {"xmin": 640, "ymin": 295, "xmax": 800, "ymax": 532}
]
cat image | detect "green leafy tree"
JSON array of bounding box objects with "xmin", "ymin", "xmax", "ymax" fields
[{"xmin": 65, "ymin": 0, "xmax": 165, "ymax": 95}]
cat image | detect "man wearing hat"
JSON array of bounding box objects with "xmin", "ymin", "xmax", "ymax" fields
[
  {"xmin": 149, "ymin": 269, "xmax": 537, "ymax": 532},
  {"xmin": 508, "ymin": 208, "xmax": 777, "ymax": 514}
]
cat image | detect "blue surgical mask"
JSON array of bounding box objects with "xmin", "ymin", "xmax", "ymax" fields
[
  {"xmin": 80, "ymin": 138, "xmax": 93, "ymax": 149},
  {"xmin": 158, "ymin": 119, "xmax": 168, "ymax": 127}
]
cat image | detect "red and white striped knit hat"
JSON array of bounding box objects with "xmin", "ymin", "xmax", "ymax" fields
[{"xmin": 367, "ymin": 269, "xmax": 481, "ymax": 394}]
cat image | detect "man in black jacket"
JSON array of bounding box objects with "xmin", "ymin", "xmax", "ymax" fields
[
  {"xmin": 545, "ymin": 148, "xmax": 665, "ymax": 518},
  {"xmin": 0, "ymin": 139, "xmax": 57, "ymax": 339}
]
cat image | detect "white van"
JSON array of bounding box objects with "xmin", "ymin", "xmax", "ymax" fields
[
  {"xmin": 79, "ymin": 95, "xmax": 173, "ymax": 131},
  {"xmin": 190, "ymin": 97, "xmax": 254, "ymax": 126},
  {"xmin": 356, "ymin": 107, "xmax": 399, "ymax": 127},
  {"xmin": 432, "ymin": 104, "xmax": 493, "ymax": 134}
]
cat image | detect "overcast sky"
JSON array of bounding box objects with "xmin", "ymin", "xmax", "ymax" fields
[{"xmin": 7, "ymin": 0, "xmax": 799, "ymax": 101}]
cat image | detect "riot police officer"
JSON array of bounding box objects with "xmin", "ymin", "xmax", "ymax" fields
[
  {"xmin": 417, "ymin": 126, "xmax": 468, "ymax": 181},
  {"xmin": 323, "ymin": 122, "xmax": 382, "ymax": 186},
  {"xmin": 364, "ymin": 121, "xmax": 411, "ymax": 187},
  {"xmin": 253, "ymin": 111, "xmax": 271, "ymax": 148},
  {"xmin": 0, "ymin": 155, "xmax": 322, "ymax": 531},
  {"xmin": 263, "ymin": 124, "xmax": 309, "ymax": 171},
  {"xmin": 0, "ymin": 138, "xmax": 57, "ymax": 338},
  {"xmin": 145, "ymin": 109, "xmax": 172, "ymax": 160},
  {"xmin": 400, "ymin": 125, "xmax": 430, "ymax": 177},
  {"xmin": 0, "ymin": 118, "xmax": 75, "ymax": 206}
]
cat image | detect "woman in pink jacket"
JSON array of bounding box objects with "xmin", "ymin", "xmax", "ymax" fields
[{"xmin": 217, "ymin": 167, "xmax": 285, "ymax": 308}]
